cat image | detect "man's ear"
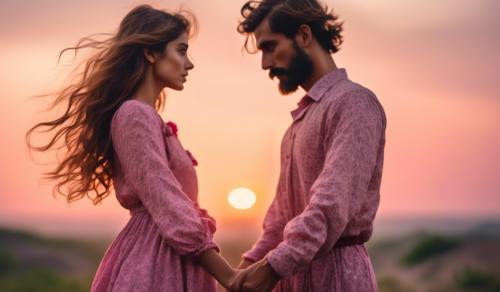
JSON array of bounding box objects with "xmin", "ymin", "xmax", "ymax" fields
[
  {"xmin": 143, "ymin": 48, "xmax": 157, "ymax": 64},
  {"xmin": 295, "ymin": 24, "xmax": 313, "ymax": 48}
]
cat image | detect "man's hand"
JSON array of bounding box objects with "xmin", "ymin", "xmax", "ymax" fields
[
  {"xmin": 237, "ymin": 258, "xmax": 255, "ymax": 270},
  {"xmin": 230, "ymin": 258, "xmax": 280, "ymax": 292}
]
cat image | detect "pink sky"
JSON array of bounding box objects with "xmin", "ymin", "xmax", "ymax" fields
[{"xmin": 0, "ymin": 0, "xmax": 499, "ymax": 237}]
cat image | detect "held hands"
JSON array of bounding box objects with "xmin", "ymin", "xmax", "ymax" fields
[
  {"xmin": 228, "ymin": 258, "xmax": 280, "ymax": 292},
  {"xmin": 219, "ymin": 268, "xmax": 238, "ymax": 290},
  {"xmin": 198, "ymin": 247, "xmax": 279, "ymax": 291},
  {"xmin": 237, "ymin": 258, "xmax": 255, "ymax": 270}
]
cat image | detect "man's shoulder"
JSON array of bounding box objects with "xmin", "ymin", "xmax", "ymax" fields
[
  {"xmin": 322, "ymin": 79, "xmax": 385, "ymax": 119},
  {"xmin": 323, "ymin": 78, "xmax": 377, "ymax": 105}
]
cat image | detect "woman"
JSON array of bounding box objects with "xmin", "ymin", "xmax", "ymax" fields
[{"xmin": 25, "ymin": 5, "xmax": 236, "ymax": 291}]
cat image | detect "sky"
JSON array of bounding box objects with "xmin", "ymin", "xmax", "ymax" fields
[{"xmin": 0, "ymin": 0, "xmax": 499, "ymax": 238}]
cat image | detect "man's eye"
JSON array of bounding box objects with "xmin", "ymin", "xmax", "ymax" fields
[{"xmin": 264, "ymin": 45, "xmax": 275, "ymax": 52}]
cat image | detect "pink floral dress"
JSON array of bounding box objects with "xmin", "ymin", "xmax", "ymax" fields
[{"xmin": 90, "ymin": 99, "xmax": 218, "ymax": 292}]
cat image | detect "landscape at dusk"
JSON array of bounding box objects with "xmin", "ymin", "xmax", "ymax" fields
[{"xmin": 1, "ymin": 0, "xmax": 499, "ymax": 291}]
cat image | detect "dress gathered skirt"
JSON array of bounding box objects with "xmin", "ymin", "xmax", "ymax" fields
[{"xmin": 90, "ymin": 99, "xmax": 218, "ymax": 292}]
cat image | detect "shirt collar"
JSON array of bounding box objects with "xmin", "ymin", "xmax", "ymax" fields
[
  {"xmin": 307, "ymin": 68, "xmax": 348, "ymax": 102},
  {"xmin": 289, "ymin": 68, "xmax": 348, "ymax": 121},
  {"xmin": 290, "ymin": 96, "xmax": 314, "ymax": 120}
]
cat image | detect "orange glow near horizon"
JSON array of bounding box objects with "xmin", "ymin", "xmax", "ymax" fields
[{"xmin": 1, "ymin": 0, "xmax": 499, "ymax": 238}]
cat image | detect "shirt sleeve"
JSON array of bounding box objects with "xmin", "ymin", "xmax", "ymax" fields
[
  {"xmin": 266, "ymin": 91, "xmax": 385, "ymax": 277},
  {"xmin": 111, "ymin": 102, "xmax": 218, "ymax": 257},
  {"xmin": 242, "ymin": 192, "xmax": 287, "ymax": 262}
]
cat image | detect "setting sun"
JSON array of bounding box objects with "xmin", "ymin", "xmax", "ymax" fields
[{"xmin": 227, "ymin": 188, "xmax": 256, "ymax": 210}]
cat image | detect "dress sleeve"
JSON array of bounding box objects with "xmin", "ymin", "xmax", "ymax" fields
[
  {"xmin": 194, "ymin": 201, "xmax": 217, "ymax": 235},
  {"xmin": 242, "ymin": 192, "xmax": 287, "ymax": 262},
  {"xmin": 266, "ymin": 91, "xmax": 385, "ymax": 277},
  {"xmin": 111, "ymin": 102, "xmax": 217, "ymax": 257}
]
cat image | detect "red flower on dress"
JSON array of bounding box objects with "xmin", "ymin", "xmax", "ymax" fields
[
  {"xmin": 166, "ymin": 121, "xmax": 178, "ymax": 136},
  {"xmin": 185, "ymin": 150, "xmax": 198, "ymax": 167}
]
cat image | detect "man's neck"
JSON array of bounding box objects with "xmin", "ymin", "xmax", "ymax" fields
[{"xmin": 301, "ymin": 56, "xmax": 337, "ymax": 92}]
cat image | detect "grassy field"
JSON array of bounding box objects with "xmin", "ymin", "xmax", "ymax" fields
[{"xmin": 1, "ymin": 220, "xmax": 499, "ymax": 291}]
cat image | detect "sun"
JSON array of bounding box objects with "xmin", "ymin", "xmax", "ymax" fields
[{"xmin": 227, "ymin": 188, "xmax": 256, "ymax": 210}]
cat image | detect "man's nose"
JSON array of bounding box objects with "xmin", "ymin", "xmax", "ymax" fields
[{"xmin": 261, "ymin": 54, "xmax": 272, "ymax": 70}]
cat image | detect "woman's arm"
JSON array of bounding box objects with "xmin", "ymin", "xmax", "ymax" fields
[
  {"xmin": 198, "ymin": 249, "xmax": 238, "ymax": 288},
  {"xmin": 111, "ymin": 102, "xmax": 216, "ymax": 256}
]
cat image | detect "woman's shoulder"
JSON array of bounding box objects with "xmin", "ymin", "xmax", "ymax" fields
[
  {"xmin": 112, "ymin": 99, "xmax": 163, "ymax": 130},
  {"xmin": 118, "ymin": 99, "xmax": 158, "ymax": 115},
  {"xmin": 114, "ymin": 99, "xmax": 161, "ymax": 121}
]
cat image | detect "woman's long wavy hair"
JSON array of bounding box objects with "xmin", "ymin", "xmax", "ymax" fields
[{"xmin": 25, "ymin": 5, "xmax": 196, "ymax": 205}]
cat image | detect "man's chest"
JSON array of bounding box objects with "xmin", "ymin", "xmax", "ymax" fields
[{"xmin": 281, "ymin": 107, "xmax": 331, "ymax": 174}]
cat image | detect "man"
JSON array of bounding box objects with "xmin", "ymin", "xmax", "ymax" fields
[{"xmin": 231, "ymin": 0, "xmax": 387, "ymax": 291}]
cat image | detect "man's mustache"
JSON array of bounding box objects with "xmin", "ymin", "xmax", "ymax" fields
[{"xmin": 269, "ymin": 68, "xmax": 287, "ymax": 80}]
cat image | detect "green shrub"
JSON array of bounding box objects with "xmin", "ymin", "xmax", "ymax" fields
[
  {"xmin": 0, "ymin": 249, "xmax": 19, "ymax": 275},
  {"xmin": 455, "ymin": 266, "xmax": 500, "ymax": 292},
  {"xmin": 0, "ymin": 269, "xmax": 89, "ymax": 292},
  {"xmin": 401, "ymin": 234, "xmax": 460, "ymax": 266}
]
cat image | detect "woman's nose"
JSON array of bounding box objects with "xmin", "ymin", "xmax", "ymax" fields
[{"xmin": 186, "ymin": 57, "xmax": 194, "ymax": 70}]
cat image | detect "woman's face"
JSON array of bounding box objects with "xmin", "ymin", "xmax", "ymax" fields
[{"xmin": 153, "ymin": 32, "xmax": 194, "ymax": 91}]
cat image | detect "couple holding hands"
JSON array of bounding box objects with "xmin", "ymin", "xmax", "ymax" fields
[{"xmin": 28, "ymin": 0, "xmax": 386, "ymax": 291}]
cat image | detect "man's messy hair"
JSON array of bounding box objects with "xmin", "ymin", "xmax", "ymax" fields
[{"xmin": 237, "ymin": 0, "xmax": 343, "ymax": 53}]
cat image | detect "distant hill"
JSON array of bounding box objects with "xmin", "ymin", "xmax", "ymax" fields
[
  {"xmin": 369, "ymin": 221, "xmax": 500, "ymax": 292},
  {"xmin": 0, "ymin": 227, "xmax": 108, "ymax": 292}
]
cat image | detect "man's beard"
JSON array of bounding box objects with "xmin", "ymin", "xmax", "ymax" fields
[{"xmin": 269, "ymin": 41, "xmax": 314, "ymax": 95}]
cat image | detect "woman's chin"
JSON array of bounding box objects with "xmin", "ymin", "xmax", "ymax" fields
[{"xmin": 167, "ymin": 83, "xmax": 184, "ymax": 91}]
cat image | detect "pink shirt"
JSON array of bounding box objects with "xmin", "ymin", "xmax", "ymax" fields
[
  {"xmin": 91, "ymin": 99, "xmax": 218, "ymax": 291},
  {"xmin": 243, "ymin": 68, "xmax": 386, "ymax": 291}
]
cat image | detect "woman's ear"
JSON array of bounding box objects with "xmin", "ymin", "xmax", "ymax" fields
[
  {"xmin": 295, "ymin": 24, "xmax": 313, "ymax": 48},
  {"xmin": 143, "ymin": 48, "xmax": 156, "ymax": 64}
]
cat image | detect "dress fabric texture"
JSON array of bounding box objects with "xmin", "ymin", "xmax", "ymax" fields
[
  {"xmin": 243, "ymin": 68, "xmax": 387, "ymax": 292},
  {"xmin": 90, "ymin": 99, "xmax": 218, "ymax": 292}
]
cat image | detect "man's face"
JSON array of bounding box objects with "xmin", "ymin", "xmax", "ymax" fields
[{"xmin": 254, "ymin": 17, "xmax": 313, "ymax": 95}]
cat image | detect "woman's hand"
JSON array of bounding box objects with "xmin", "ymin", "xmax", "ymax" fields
[
  {"xmin": 230, "ymin": 258, "xmax": 280, "ymax": 292},
  {"xmin": 220, "ymin": 267, "xmax": 239, "ymax": 289}
]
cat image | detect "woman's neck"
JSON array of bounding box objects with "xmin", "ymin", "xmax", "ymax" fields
[{"xmin": 132, "ymin": 69, "xmax": 162, "ymax": 107}]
